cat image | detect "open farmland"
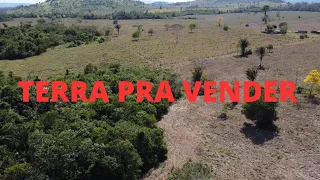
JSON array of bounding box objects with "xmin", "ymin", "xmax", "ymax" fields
[
  {"xmin": 147, "ymin": 40, "xmax": 320, "ymax": 180},
  {"xmin": 1, "ymin": 11, "xmax": 319, "ymax": 79}
]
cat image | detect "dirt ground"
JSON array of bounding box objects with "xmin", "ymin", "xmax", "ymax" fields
[{"xmin": 146, "ymin": 39, "xmax": 320, "ymax": 180}]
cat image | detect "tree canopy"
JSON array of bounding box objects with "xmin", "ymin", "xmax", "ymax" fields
[{"xmin": 0, "ymin": 64, "xmax": 182, "ymax": 179}]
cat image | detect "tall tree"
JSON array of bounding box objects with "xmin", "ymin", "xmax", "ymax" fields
[{"xmin": 262, "ymin": 5, "xmax": 270, "ymax": 24}]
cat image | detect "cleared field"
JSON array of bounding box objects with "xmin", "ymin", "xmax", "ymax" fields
[
  {"xmin": 1, "ymin": 12, "xmax": 319, "ymax": 79},
  {"xmin": 0, "ymin": 41, "xmax": 144, "ymax": 78},
  {"xmin": 147, "ymin": 39, "xmax": 320, "ymax": 180}
]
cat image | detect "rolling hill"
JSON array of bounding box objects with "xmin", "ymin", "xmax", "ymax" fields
[{"xmin": 6, "ymin": 0, "xmax": 150, "ymax": 17}]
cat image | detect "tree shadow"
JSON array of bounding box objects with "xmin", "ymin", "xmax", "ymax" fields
[
  {"xmin": 240, "ymin": 122, "xmax": 278, "ymax": 145},
  {"xmin": 309, "ymin": 97, "xmax": 320, "ymax": 105},
  {"xmin": 233, "ymin": 55, "xmax": 247, "ymax": 58}
]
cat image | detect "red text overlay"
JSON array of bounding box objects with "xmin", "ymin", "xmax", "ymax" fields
[{"xmin": 18, "ymin": 81, "xmax": 297, "ymax": 103}]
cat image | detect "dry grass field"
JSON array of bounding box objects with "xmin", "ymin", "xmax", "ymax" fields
[
  {"xmin": 1, "ymin": 11, "xmax": 320, "ymax": 180},
  {"xmin": 1, "ymin": 11, "xmax": 319, "ymax": 79},
  {"xmin": 147, "ymin": 38, "xmax": 320, "ymax": 180}
]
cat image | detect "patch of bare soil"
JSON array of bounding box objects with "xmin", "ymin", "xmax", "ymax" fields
[{"xmin": 146, "ymin": 40, "xmax": 320, "ymax": 179}]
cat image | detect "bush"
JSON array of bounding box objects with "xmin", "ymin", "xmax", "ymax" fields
[
  {"xmin": 223, "ymin": 24, "xmax": 229, "ymax": 31},
  {"xmin": 98, "ymin": 37, "xmax": 105, "ymax": 43},
  {"xmin": 246, "ymin": 68, "xmax": 258, "ymax": 81},
  {"xmin": 188, "ymin": 22, "xmax": 196, "ymax": 33},
  {"xmin": 279, "ymin": 22, "xmax": 288, "ymax": 28},
  {"xmin": 245, "ymin": 49, "xmax": 253, "ymax": 55},
  {"xmin": 239, "ymin": 38, "xmax": 250, "ymax": 57},
  {"xmin": 242, "ymin": 88, "xmax": 278, "ymax": 129},
  {"xmin": 280, "ymin": 25, "xmax": 288, "ymax": 35},
  {"xmin": 296, "ymin": 86, "xmax": 304, "ymax": 94},
  {"xmin": 267, "ymin": 44, "xmax": 273, "ymax": 52},
  {"xmin": 300, "ymin": 35, "xmax": 305, "ymax": 39},
  {"xmin": 168, "ymin": 162, "xmax": 212, "ymax": 180},
  {"xmin": 67, "ymin": 43, "xmax": 77, "ymax": 48},
  {"xmin": 148, "ymin": 28, "xmax": 154, "ymax": 36},
  {"xmin": 132, "ymin": 30, "xmax": 141, "ymax": 41}
]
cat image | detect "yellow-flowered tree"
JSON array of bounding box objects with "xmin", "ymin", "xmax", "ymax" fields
[{"xmin": 304, "ymin": 70, "xmax": 320, "ymax": 97}]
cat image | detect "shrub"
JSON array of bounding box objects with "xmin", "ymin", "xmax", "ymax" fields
[
  {"xmin": 279, "ymin": 22, "xmax": 288, "ymax": 28},
  {"xmin": 168, "ymin": 162, "xmax": 212, "ymax": 180},
  {"xmin": 245, "ymin": 49, "xmax": 253, "ymax": 55},
  {"xmin": 188, "ymin": 22, "xmax": 196, "ymax": 33},
  {"xmin": 246, "ymin": 68, "xmax": 258, "ymax": 81},
  {"xmin": 192, "ymin": 61, "xmax": 205, "ymax": 82},
  {"xmin": 255, "ymin": 47, "xmax": 266, "ymax": 69},
  {"xmin": 223, "ymin": 24, "xmax": 229, "ymax": 31},
  {"xmin": 114, "ymin": 24, "xmax": 121, "ymax": 35},
  {"xmin": 148, "ymin": 28, "xmax": 154, "ymax": 36},
  {"xmin": 242, "ymin": 88, "xmax": 278, "ymax": 129},
  {"xmin": 267, "ymin": 44, "xmax": 273, "ymax": 52},
  {"xmin": 239, "ymin": 38, "xmax": 249, "ymax": 57},
  {"xmin": 67, "ymin": 43, "xmax": 77, "ymax": 48},
  {"xmin": 300, "ymin": 35, "xmax": 305, "ymax": 39},
  {"xmin": 296, "ymin": 86, "xmax": 304, "ymax": 94},
  {"xmin": 98, "ymin": 38, "xmax": 105, "ymax": 43},
  {"xmin": 280, "ymin": 25, "xmax": 288, "ymax": 35},
  {"xmin": 84, "ymin": 63, "xmax": 98, "ymax": 74},
  {"xmin": 132, "ymin": 30, "xmax": 141, "ymax": 41}
]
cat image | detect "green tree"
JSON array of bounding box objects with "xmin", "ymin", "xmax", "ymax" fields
[
  {"xmin": 188, "ymin": 22, "xmax": 196, "ymax": 33},
  {"xmin": 242, "ymin": 88, "xmax": 278, "ymax": 129}
]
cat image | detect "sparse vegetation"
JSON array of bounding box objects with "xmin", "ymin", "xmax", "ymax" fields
[{"xmin": 168, "ymin": 161, "xmax": 213, "ymax": 180}]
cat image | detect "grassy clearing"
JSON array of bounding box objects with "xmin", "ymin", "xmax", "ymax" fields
[{"xmin": 0, "ymin": 40, "xmax": 144, "ymax": 79}]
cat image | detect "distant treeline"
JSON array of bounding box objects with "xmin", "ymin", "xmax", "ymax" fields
[
  {"xmin": 0, "ymin": 22, "xmax": 100, "ymax": 60},
  {"xmin": 272, "ymin": 2, "xmax": 320, "ymax": 12},
  {"xmin": 1, "ymin": 2, "xmax": 319, "ymax": 22},
  {"xmin": 0, "ymin": 9, "xmax": 220, "ymax": 21}
]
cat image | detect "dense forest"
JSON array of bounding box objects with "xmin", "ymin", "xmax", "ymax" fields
[
  {"xmin": 0, "ymin": 21, "xmax": 100, "ymax": 60},
  {"xmin": 0, "ymin": 64, "xmax": 182, "ymax": 179}
]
